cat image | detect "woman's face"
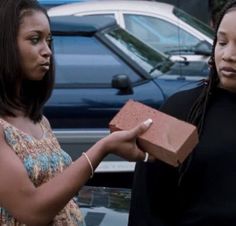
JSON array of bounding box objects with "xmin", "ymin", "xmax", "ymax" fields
[
  {"xmin": 17, "ymin": 10, "xmax": 52, "ymax": 81},
  {"xmin": 215, "ymin": 9, "xmax": 236, "ymax": 93}
]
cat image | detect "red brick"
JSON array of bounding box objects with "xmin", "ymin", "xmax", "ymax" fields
[{"xmin": 109, "ymin": 100, "xmax": 199, "ymax": 167}]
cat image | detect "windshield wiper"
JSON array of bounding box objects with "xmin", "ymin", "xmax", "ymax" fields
[
  {"xmin": 165, "ymin": 47, "xmax": 195, "ymax": 55},
  {"xmin": 149, "ymin": 58, "xmax": 174, "ymax": 75}
]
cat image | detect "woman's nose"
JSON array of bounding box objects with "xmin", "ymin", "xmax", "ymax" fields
[
  {"xmin": 41, "ymin": 42, "xmax": 52, "ymax": 58},
  {"xmin": 222, "ymin": 45, "xmax": 236, "ymax": 61}
]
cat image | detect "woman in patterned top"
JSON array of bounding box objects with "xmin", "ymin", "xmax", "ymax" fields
[{"xmin": 0, "ymin": 0, "xmax": 153, "ymax": 225}]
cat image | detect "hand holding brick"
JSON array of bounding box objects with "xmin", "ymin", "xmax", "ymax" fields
[{"xmin": 109, "ymin": 100, "xmax": 199, "ymax": 167}]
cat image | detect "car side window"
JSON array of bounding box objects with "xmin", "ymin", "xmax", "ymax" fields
[
  {"xmin": 123, "ymin": 14, "xmax": 200, "ymax": 54},
  {"xmin": 53, "ymin": 35, "xmax": 141, "ymax": 86}
]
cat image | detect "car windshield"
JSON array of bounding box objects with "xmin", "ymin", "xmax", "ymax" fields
[
  {"xmin": 173, "ymin": 7, "xmax": 214, "ymax": 39},
  {"xmin": 103, "ymin": 27, "xmax": 174, "ymax": 78}
]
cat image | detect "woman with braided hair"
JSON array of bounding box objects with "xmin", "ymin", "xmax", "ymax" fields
[{"xmin": 129, "ymin": 1, "xmax": 236, "ymax": 225}]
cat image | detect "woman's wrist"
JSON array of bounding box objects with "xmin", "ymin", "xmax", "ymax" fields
[{"xmin": 96, "ymin": 134, "xmax": 113, "ymax": 156}]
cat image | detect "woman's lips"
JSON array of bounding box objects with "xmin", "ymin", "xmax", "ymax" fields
[
  {"xmin": 39, "ymin": 63, "xmax": 50, "ymax": 71},
  {"xmin": 41, "ymin": 65, "xmax": 49, "ymax": 70},
  {"xmin": 220, "ymin": 67, "xmax": 236, "ymax": 77}
]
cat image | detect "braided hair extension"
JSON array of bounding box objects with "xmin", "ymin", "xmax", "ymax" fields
[{"xmin": 178, "ymin": 0, "xmax": 236, "ymax": 185}]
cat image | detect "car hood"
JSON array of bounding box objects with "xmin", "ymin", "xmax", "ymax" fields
[{"xmin": 76, "ymin": 186, "xmax": 131, "ymax": 226}]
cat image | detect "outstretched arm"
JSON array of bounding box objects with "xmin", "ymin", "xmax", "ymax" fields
[{"xmin": 0, "ymin": 118, "xmax": 152, "ymax": 226}]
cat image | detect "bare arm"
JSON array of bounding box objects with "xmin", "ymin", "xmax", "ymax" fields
[{"xmin": 0, "ymin": 119, "xmax": 152, "ymax": 225}]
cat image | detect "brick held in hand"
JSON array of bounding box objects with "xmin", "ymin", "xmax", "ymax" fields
[{"xmin": 109, "ymin": 100, "xmax": 199, "ymax": 167}]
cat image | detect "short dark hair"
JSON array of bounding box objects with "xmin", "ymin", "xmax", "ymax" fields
[{"xmin": 0, "ymin": 0, "xmax": 55, "ymax": 122}]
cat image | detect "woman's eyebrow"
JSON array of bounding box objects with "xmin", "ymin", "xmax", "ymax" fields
[
  {"xmin": 26, "ymin": 29, "xmax": 51, "ymax": 37},
  {"xmin": 217, "ymin": 31, "xmax": 226, "ymax": 35},
  {"xmin": 217, "ymin": 31, "xmax": 227, "ymax": 38}
]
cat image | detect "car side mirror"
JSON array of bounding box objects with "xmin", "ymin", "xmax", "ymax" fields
[
  {"xmin": 112, "ymin": 74, "xmax": 133, "ymax": 95},
  {"xmin": 194, "ymin": 40, "xmax": 212, "ymax": 56}
]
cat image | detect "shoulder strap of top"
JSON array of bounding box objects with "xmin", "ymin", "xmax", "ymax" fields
[
  {"xmin": 0, "ymin": 118, "xmax": 11, "ymax": 128},
  {"xmin": 40, "ymin": 116, "xmax": 52, "ymax": 131},
  {"xmin": 0, "ymin": 118, "xmax": 22, "ymax": 153}
]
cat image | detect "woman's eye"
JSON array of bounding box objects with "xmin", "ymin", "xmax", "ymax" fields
[
  {"xmin": 30, "ymin": 37, "xmax": 40, "ymax": 45},
  {"xmin": 218, "ymin": 40, "xmax": 227, "ymax": 46},
  {"xmin": 47, "ymin": 36, "xmax": 53, "ymax": 46}
]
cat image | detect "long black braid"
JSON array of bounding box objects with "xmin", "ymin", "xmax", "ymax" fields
[{"xmin": 178, "ymin": 0, "xmax": 236, "ymax": 185}]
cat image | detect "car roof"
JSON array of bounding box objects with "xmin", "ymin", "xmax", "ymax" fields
[
  {"xmin": 48, "ymin": 0, "xmax": 174, "ymax": 17},
  {"xmin": 39, "ymin": 0, "xmax": 83, "ymax": 3},
  {"xmin": 38, "ymin": 0, "xmax": 87, "ymax": 9},
  {"xmin": 50, "ymin": 15, "xmax": 116, "ymax": 35}
]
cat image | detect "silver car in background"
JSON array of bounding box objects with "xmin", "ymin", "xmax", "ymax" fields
[{"xmin": 48, "ymin": 0, "xmax": 213, "ymax": 68}]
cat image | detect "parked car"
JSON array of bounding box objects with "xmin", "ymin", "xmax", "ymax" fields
[
  {"xmin": 45, "ymin": 15, "xmax": 206, "ymax": 187},
  {"xmin": 77, "ymin": 186, "xmax": 131, "ymax": 226},
  {"xmin": 48, "ymin": 0, "xmax": 214, "ymax": 77}
]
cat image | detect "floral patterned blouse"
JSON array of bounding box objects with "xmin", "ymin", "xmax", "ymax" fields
[{"xmin": 0, "ymin": 117, "xmax": 85, "ymax": 226}]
